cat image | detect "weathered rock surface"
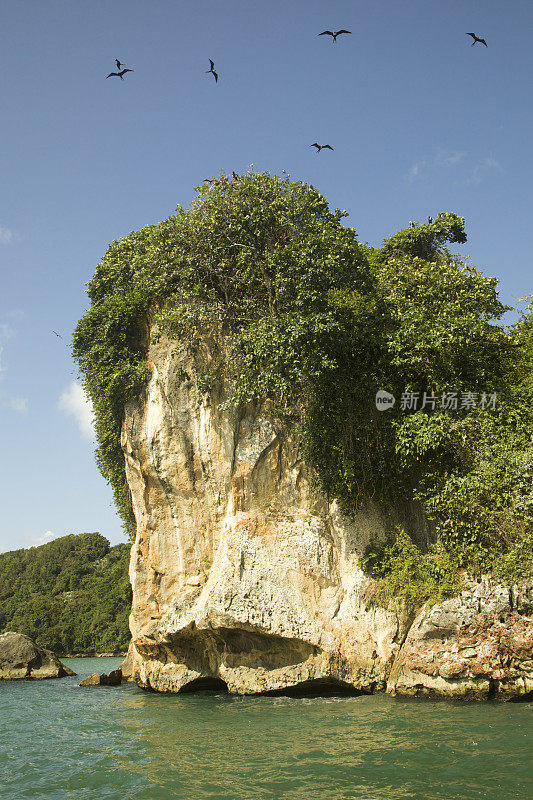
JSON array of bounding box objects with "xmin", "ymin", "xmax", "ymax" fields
[
  {"xmin": 122, "ymin": 333, "xmax": 533, "ymax": 700},
  {"xmin": 120, "ymin": 643, "xmax": 134, "ymax": 681},
  {"xmin": 388, "ymin": 578, "xmax": 533, "ymax": 700},
  {"xmin": 79, "ymin": 668, "xmax": 122, "ymax": 686},
  {"xmin": 0, "ymin": 632, "xmax": 76, "ymax": 680}
]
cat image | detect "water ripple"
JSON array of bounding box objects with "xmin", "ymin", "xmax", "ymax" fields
[{"xmin": 0, "ymin": 659, "xmax": 531, "ymax": 800}]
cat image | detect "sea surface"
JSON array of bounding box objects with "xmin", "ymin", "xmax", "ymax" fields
[{"xmin": 0, "ymin": 657, "xmax": 531, "ymax": 800}]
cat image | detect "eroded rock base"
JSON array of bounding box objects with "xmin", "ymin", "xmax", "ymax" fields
[{"xmin": 128, "ymin": 578, "xmax": 533, "ymax": 701}]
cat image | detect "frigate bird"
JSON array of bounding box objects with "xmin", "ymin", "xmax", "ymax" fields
[
  {"xmin": 206, "ymin": 59, "xmax": 218, "ymax": 82},
  {"xmin": 106, "ymin": 68, "xmax": 134, "ymax": 80},
  {"xmin": 310, "ymin": 143, "xmax": 334, "ymax": 152},
  {"xmin": 52, "ymin": 331, "xmax": 62, "ymax": 339},
  {"xmin": 318, "ymin": 30, "xmax": 352, "ymax": 42},
  {"xmin": 203, "ymin": 178, "xmax": 214, "ymax": 184},
  {"xmin": 466, "ymin": 33, "xmax": 487, "ymax": 47},
  {"xmin": 232, "ymin": 171, "xmax": 239, "ymax": 181}
]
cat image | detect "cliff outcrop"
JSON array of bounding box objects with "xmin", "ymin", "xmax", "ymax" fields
[{"xmin": 122, "ymin": 334, "xmax": 532, "ymax": 700}]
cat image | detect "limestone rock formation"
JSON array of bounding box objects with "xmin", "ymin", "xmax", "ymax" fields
[
  {"xmin": 122, "ymin": 334, "xmax": 532, "ymax": 700},
  {"xmin": 120, "ymin": 643, "xmax": 134, "ymax": 681},
  {"xmin": 388, "ymin": 578, "xmax": 533, "ymax": 700},
  {"xmin": 79, "ymin": 668, "xmax": 122, "ymax": 686},
  {"xmin": 0, "ymin": 632, "xmax": 76, "ymax": 680}
]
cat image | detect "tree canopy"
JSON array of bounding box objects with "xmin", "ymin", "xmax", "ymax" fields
[{"xmin": 0, "ymin": 533, "xmax": 131, "ymax": 654}]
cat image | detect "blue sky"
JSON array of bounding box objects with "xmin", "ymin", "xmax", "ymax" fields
[{"xmin": 1, "ymin": 0, "xmax": 531, "ymax": 552}]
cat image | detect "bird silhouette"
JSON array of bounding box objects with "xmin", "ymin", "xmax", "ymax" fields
[
  {"xmin": 310, "ymin": 143, "xmax": 334, "ymax": 153},
  {"xmin": 466, "ymin": 33, "xmax": 487, "ymax": 47},
  {"xmin": 232, "ymin": 171, "xmax": 239, "ymax": 181},
  {"xmin": 203, "ymin": 178, "xmax": 214, "ymax": 184},
  {"xmin": 409, "ymin": 221, "xmax": 416, "ymax": 228},
  {"xmin": 206, "ymin": 59, "xmax": 218, "ymax": 82},
  {"xmin": 52, "ymin": 331, "xmax": 62, "ymax": 339},
  {"xmin": 115, "ymin": 59, "xmax": 127, "ymax": 70},
  {"xmin": 318, "ymin": 30, "xmax": 351, "ymax": 42},
  {"xmin": 427, "ymin": 216, "xmax": 433, "ymax": 224},
  {"xmin": 106, "ymin": 68, "xmax": 134, "ymax": 80}
]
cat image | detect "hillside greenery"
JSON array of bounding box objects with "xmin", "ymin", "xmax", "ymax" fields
[
  {"xmin": 0, "ymin": 533, "xmax": 131, "ymax": 654},
  {"xmin": 73, "ymin": 169, "xmax": 533, "ymax": 604}
]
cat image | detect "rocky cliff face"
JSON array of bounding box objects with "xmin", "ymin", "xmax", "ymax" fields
[{"xmin": 122, "ymin": 334, "xmax": 532, "ymax": 700}]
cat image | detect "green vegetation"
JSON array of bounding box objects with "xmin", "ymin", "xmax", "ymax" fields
[
  {"xmin": 0, "ymin": 533, "xmax": 131, "ymax": 654},
  {"xmin": 360, "ymin": 527, "xmax": 462, "ymax": 607},
  {"xmin": 73, "ymin": 169, "xmax": 533, "ymax": 603}
]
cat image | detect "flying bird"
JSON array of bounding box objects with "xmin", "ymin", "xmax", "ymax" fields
[
  {"xmin": 115, "ymin": 59, "xmax": 127, "ymax": 70},
  {"xmin": 52, "ymin": 331, "xmax": 62, "ymax": 339},
  {"xmin": 310, "ymin": 143, "xmax": 334, "ymax": 153},
  {"xmin": 318, "ymin": 30, "xmax": 351, "ymax": 42},
  {"xmin": 466, "ymin": 33, "xmax": 487, "ymax": 47},
  {"xmin": 203, "ymin": 178, "xmax": 214, "ymax": 184},
  {"xmin": 206, "ymin": 59, "xmax": 218, "ymax": 82},
  {"xmin": 106, "ymin": 68, "xmax": 134, "ymax": 80}
]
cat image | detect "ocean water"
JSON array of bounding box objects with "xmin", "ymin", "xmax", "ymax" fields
[{"xmin": 0, "ymin": 658, "xmax": 531, "ymax": 800}]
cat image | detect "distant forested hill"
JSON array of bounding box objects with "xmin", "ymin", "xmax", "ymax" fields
[{"xmin": 0, "ymin": 532, "xmax": 131, "ymax": 654}]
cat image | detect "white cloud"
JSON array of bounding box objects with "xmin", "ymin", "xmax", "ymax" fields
[
  {"xmin": 6, "ymin": 396, "xmax": 28, "ymax": 412},
  {"xmin": 0, "ymin": 531, "xmax": 59, "ymax": 552},
  {"xmin": 407, "ymin": 159, "xmax": 427, "ymax": 181},
  {"xmin": 0, "ymin": 390, "xmax": 28, "ymax": 412},
  {"xmin": 0, "ymin": 225, "xmax": 13, "ymax": 244},
  {"xmin": 439, "ymin": 150, "xmax": 467, "ymax": 167},
  {"xmin": 58, "ymin": 382, "xmax": 95, "ymax": 439},
  {"xmin": 407, "ymin": 149, "xmax": 467, "ymax": 183},
  {"xmin": 0, "ymin": 323, "xmax": 14, "ymax": 340},
  {"xmin": 407, "ymin": 150, "xmax": 502, "ymax": 186},
  {"xmin": 28, "ymin": 531, "xmax": 57, "ymax": 548},
  {"xmin": 467, "ymin": 156, "xmax": 503, "ymax": 185}
]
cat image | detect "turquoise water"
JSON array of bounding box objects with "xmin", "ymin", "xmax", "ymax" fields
[{"xmin": 0, "ymin": 658, "xmax": 531, "ymax": 800}]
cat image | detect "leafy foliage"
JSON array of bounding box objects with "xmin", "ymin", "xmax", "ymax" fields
[
  {"xmin": 364, "ymin": 221, "xmax": 533, "ymax": 588},
  {"xmin": 0, "ymin": 533, "xmax": 131, "ymax": 654},
  {"xmin": 360, "ymin": 528, "xmax": 462, "ymax": 606}
]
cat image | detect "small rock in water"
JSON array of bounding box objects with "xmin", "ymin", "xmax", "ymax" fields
[{"xmin": 79, "ymin": 668, "xmax": 122, "ymax": 687}]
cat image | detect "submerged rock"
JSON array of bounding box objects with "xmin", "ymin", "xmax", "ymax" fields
[
  {"xmin": 79, "ymin": 668, "xmax": 122, "ymax": 686},
  {"xmin": 122, "ymin": 334, "xmax": 532, "ymax": 700},
  {"xmin": 0, "ymin": 632, "xmax": 76, "ymax": 680}
]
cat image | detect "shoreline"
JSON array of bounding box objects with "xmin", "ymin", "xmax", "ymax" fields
[{"xmin": 62, "ymin": 652, "xmax": 127, "ymax": 659}]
